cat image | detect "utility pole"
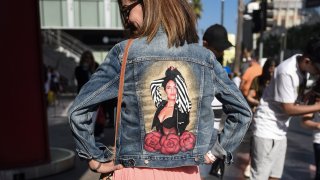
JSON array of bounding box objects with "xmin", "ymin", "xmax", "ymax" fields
[
  {"xmin": 234, "ymin": 0, "xmax": 245, "ymax": 73},
  {"xmin": 259, "ymin": 0, "xmax": 266, "ymax": 61},
  {"xmin": 258, "ymin": 32, "xmax": 264, "ymax": 61},
  {"xmin": 221, "ymin": 0, "xmax": 225, "ymax": 25},
  {"xmin": 280, "ymin": 31, "xmax": 287, "ymax": 62}
]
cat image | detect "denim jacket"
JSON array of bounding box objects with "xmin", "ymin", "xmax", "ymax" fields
[{"xmin": 68, "ymin": 29, "xmax": 252, "ymax": 168}]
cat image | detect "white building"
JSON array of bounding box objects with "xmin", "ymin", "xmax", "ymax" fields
[
  {"xmin": 273, "ymin": 0, "xmax": 304, "ymax": 28},
  {"xmin": 39, "ymin": 0, "xmax": 122, "ymax": 29}
]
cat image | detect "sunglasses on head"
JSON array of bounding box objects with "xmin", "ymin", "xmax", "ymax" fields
[{"xmin": 121, "ymin": 0, "xmax": 142, "ymax": 19}]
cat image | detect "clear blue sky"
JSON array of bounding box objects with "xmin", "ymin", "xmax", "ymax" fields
[{"xmin": 198, "ymin": 0, "xmax": 250, "ymax": 37}]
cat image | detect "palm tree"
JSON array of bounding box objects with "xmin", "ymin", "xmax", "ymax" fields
[{"xmin": 191, "ymin": 0, "xmax": 202, "ymax": 19}]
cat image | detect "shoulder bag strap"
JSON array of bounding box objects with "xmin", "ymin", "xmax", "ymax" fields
[
  {"xmin": 114, "ymin": 39, "xmax": 133, "ymax": 150},
  {"xmin": 100, "ymin": 39, "xmax": 133, "ymax": 180}
]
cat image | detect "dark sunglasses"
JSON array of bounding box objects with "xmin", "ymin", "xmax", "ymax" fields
[{"xmin": 121, "ymin": 0, "xmax": 142, "ymax": 19}]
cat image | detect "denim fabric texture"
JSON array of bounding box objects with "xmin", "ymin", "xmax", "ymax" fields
[{"xmin": 68, "ymin": 29, "xmax": 252, "ymax": 168}]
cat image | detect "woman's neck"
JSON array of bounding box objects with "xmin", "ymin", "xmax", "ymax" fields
[{"xmin": 166, "ymin": 100, "xmax": 175, "ymax": 107}]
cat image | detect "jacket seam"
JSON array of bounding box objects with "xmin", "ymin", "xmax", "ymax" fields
[{"xmin": 128, "ymin": 56, "xmax": 213, "ymax": 68}]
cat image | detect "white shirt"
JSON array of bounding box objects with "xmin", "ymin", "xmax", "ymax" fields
[
  {"xmin": 313, "ymin": 113, "xmax": 320, "ymax": 144},
  {"xmin": 232, "ymin": 76, "xmax": 241, "ymax": 88},
  {"xmin": 254, "ymin": 54, "xmax": 306, "ymax": 140},
  {"xmin": 212, "ymin": 98, "xmax": 223, "ymax": 130}
]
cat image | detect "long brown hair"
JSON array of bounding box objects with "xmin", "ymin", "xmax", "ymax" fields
[{"xmin": 118, "ymin": 0, "xmax": 198, "ymax": 47}]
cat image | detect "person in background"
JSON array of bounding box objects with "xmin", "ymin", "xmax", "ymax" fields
[
  {"xmin": 47, "ymin": 66, "xmax": 61, "ymax": 105},
  {"xmin": 43, "ymin": 64, "xmax": 49, "ymax": 107},
  {"xmin": 240, "ymin": 48, "xmax": 253, "ymax": 75},
  {"xmin": 202, "ymin": 24, "xmax": 233, "ymax": 70},
  {"xmin": 200, "ymin": 24, "xmax": 236, "ymax": 180},
  {"xmin": 302, "ymin": 112, "xmax": 320, "ymax": 180},
  {"xmin": 68, "ymin": 0, "xmax": 252, "ymax": 179},
  {"xmin": 232, "ymin": 71, "xmax": 241, "ymax": 88},
  {"xmin": 246, "ymin": 58, "xmax": 278, "ymax": 112},
  {"xmin": 301, "ymin": 79, "xmax": 320, "ymax": 180},
  {"xmin": 242, "ymin": 58, "xmax": 278, "ymax": 178},
  {"xmin": 250, "ymin": 36, "xmax": 320, "ymax": 180},
  {"xmin": 75, "ymin": 51, "xmax": 115, "ymax": 138},
  {"xmin": 75, "ymin": 50, "xmax": 97, "ymax": 93},
  {"xmin": 240, "ymin": 57, "xmax": 262, "ymax": 97}
]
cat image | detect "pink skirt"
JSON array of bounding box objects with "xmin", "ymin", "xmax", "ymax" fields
[{"xmin": 113, "ymin": 166, "xmax": 200, "ymax": 180}]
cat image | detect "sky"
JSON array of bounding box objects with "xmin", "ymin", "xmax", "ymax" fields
[{"xmin": 198, "ymin": 0, "xmax": 250, "ymax": 38}]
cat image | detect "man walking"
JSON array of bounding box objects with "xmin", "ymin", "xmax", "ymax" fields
[
  {"xmin": 200, "ymin": 24, "xmax": 234, "ymax": 180},
  {"xmin": 251, "ymin": 37, "xmax": 320, "ymax": 180}
]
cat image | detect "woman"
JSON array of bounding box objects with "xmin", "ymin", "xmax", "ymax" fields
[
  {"xmin": 246, "ymin": 58, "xmax": 277, "ymax": 111},
  {"xmin": 243, "ymin": 58, "xmax": 277, "ymax": 178},
  {"xmin": 68, "ymin": 0, "xmax": 252, "ymax": 179},
  {"xmin": 146, "ymin": 67, "xmax": 195, "ymax": 155},
  {"xmin": 75, "ymin": 50, "xmax": 98, "ymax": 93},
  {"xmin": 151, "ymin": 67, "xmax": 190, "ymax": 136},
  {"xmin": 301, "ymin": 79, "xmax": 320, "ymax": 179},
  {"xmin": 302, "ymin": 112, "xmax": 320, "ymax": 180}
]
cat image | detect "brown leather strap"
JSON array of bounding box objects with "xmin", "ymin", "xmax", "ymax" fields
[{"xmin": 114, "ymin": 39, "xmax": 133, "ymax": 151}]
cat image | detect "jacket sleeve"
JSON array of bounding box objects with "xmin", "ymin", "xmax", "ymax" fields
[
  {"xmin": 68, "ymin": 44, "xmax": 122, "ymax": 162},
  {"xmin": 210, "ymin": 58, "xmax": 252, "ymax": 165}
]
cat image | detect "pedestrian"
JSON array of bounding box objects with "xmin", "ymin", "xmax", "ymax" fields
[
  {"xmin": 43, "ymin": 64, "xmax": 49, "ymax": 107},
  {"xmin": 68, "ymin": 0, "xmax": 252, "ymax": 179},
  {"xmin": 246, "ymin": 58, "xmax": 278, "ymax": 112},
  {"xmin": 47, "ymin": 66, "xmax": 61, "ymax": 105},
  {"xmin": 232, "ymin": 71, "xmax": 241, "ymax": 88},
  {"xmin": 301, "ymin": 79, "xmax": 320, "ymax": 180},
  {"xmin": 250, "ymin": 36, "xmax": 320, "ymax": 180},
  {"xmin": 200, "ymin": 24, "xmax": 236, "ymax": 180},
  {"xmin": 242, "ymin": 58, "xmax": 278, "ymax": 178},
  {"xmin": 302, "ymin": 112, "xmax": 320, "ymax": 180},
  {"xmin": 202, "ymin": 24, "xmax": 233, "ymax": 72},
  {"xmin": 240, "ymin": 57, "xmax": 262, "ymax": 97},
  {"xmin": 75, "ymin": 50, "xmax": 97, "ymax": 93},
  {"xmin": 75, "ymin": 50, "xmax": 116, "ymax": 138},
  {"xmin": 240, "ymin": 48, "xmax": 253, "ymax": 75}
]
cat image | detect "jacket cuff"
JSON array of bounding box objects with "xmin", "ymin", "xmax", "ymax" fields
[
  {"xmin": 76, "ymin": 142, "xmax": 114, "ymax": 162},
  {"xmin": 210, "ymin": 140, "xmax": 233, "ymax": 165}
]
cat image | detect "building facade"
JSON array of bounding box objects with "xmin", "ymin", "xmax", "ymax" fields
[
  {"xmin": 273, "ymin": 0, "xmax": 304, "ymax": 28},
  {"xmin": 39, "ymin": 0, "xmax": 123, "ymax": 29}
]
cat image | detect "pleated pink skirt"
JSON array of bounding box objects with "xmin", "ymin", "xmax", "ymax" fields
[{"xmin": 113, "ymin": 166, "xmax": 200, "ymax": 180}]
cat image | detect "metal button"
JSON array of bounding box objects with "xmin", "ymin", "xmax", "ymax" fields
[
  {"xmin": 194, "ymin": 157, "xmax": 199, "ymax": 162},
  {"xmin": 128, "ymin": 159, "xmax": 135, "ymax": 166},
  {"xmin": 144, "ymin": 159, "xmax": 149, "ymax": 164}
]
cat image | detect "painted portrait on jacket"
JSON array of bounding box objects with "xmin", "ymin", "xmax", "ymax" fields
[{"xmin": 137, "ymin": 61, "xmax": 200, "ymax": 155}]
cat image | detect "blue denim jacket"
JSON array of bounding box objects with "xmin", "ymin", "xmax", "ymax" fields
[{"xmin": 68, "ymin": 29, "xmax": 252, "ymax": 168}]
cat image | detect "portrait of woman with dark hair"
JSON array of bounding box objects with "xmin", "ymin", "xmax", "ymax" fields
[
  {"xmin": 150, "ymin": 66, "xmax": 191, "ymax": 135},
  {"xmin": 144, "ymin": 66, "xmax": 196, "ymax": 155}
]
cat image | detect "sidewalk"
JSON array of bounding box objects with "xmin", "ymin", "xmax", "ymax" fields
[
  {"xmin": 209, "ymin": 117, "xmax": 315, "ymax": 180},
  {"xmin": 41, "ymin": 93, "xmax": 103, "ymax": 180},
  {"xmin": 41, "ymin": 94, "xmax": 316, "ymax": 180}
]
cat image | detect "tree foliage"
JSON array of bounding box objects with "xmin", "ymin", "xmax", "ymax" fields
[
  {"xmin": 191, "ymin": 0, "xmax": 202, "ymax": 19},
  {"xmin": 262, "ymin": 23, "xmax": 320, "ymax": 59},
  {"xmin": 262, "ymin": 34, "xmax": 281, "ymax": 58},
  {"xmin": 286, "ymin": 23, "xmax": 320, "ymax": 51}
]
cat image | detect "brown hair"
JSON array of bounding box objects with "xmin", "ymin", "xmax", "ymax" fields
[
  {"xmin": 79, "ymin": 50, "xmax": 97, "ymax": 72},
  {"xmin": 118, "ymin": 0, "xmax": 198, "ymax": 47}
]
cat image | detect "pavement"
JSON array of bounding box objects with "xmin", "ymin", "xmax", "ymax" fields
[{"xmin": 39, "ymin": 93, "xmax": 315, "ymax": 180}]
